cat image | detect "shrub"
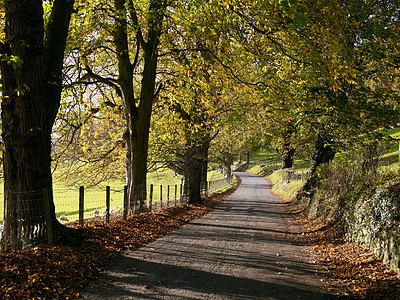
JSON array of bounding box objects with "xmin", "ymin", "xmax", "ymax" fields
[{"xmin": 308, "ymin": 142, "xmax": 395, "ymax": 223}]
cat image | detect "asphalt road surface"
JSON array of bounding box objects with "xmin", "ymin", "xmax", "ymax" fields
[{"xmin": 80, "ymin": 172, "xmax": 344, "ymax": 299}]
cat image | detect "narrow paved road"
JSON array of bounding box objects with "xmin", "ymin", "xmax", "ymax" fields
[{"xmin": 81, "ymin": 172, "xmax": 342, "ymax": 299}]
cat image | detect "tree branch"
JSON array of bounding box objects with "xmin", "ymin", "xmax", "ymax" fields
[
  {"xmin": 127, "ymin": 0, "xmax": 146, "ymax": 49},
  {"xmin": 165, "ymin": 48, "xmax": 270, "ymax": 88},
  {"xmin": 79, "ymin": 65, "xmax": 122, "ymax": 97}
]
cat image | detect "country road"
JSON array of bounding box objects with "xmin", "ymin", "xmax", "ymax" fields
[{"xmin": 80, "ymin": 172, "xmax": 344, "ymax": 299}]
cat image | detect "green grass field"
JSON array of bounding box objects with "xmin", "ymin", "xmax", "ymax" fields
[
  {"xmin": 250, "ymin": 149, "xmax": 279, "ymax": 162},
  {"xmin": 0, "ymin": 169, "xmax": 225, "ymax": 223}
]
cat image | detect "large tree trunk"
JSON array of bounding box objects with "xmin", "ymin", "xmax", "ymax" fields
[
  {"xmin": 125, "ymin": 137, "xmax": 149, "ymax": 214},
  {"xmin": 224, "ymin": 153, "xmax": 234, "ymax": 178},
  {"xmin": 1, "ymin": 0, "xmax": 48, "ymax": 249},
  {"xmin": 129, "ymin": 113, "xmax": 152, "ymax": 213},
  {"xmin": 1, "ymin": 0, "xmax": 75, "ymax": 249},
  {"xmin": 114, "ymin": 0, "xmax": 165, "ymax": 214},
  {"xmin": 44, "ymin": 0, "xmax": 77, "ymax": 246},
  {"xmin": 183, "ymin": 133, "xmax": 210, "ymax": 205},
  {"xmin": 219, "ymin": 151, "xmax": 233, "ymax": 179},
  {"xmin": 309, "ymin": 130, "xmax": 336, "ymax": 175},
  {"xmin": 201, "ymin": 137, "xmax": 210, "ymax": 194},
  {"xmin": 185, "ymin": 156, "xmax": 203, "ymax": 205}
]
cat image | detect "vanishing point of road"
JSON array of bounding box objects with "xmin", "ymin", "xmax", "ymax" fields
[{"xmin": 81, "ymin": 172, "xmax": 344, "ymax": 299}]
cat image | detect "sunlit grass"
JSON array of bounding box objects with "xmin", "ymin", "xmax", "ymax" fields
[
  {"xmin": 268, "ymin": 169, "xmax": 305, "ymax": 201},
  {"xmin": 382, "ymin": 127, "xmax": 400, "ymax": 138},
  {"xmin": 293, "ymin": 158, "xmax": 311, "ymax": 171},
  {"xmin": 239, "ymin": 148, "xmax": 310, "ymax": 175}
]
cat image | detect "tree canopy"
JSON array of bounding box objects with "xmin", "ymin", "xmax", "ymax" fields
[{"xmin": 1, "ymin": 0, "xmax": 400, "ymax": 248}]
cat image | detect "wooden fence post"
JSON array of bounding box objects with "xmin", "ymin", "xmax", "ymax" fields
[
  {"xmin": 123, "ymin": 185, "xmax": 128, "ymax": 220},
  {"xmin": 79, "ymin": 186, "xmax": 84, "ymax": 226},
  {"xmin": 149, "ymin": 184, "xmax": 153, "ymax": 211},
  {"xmin": 106, "ymin": 186, "xmax": 110, "ymax": 223},
  {"xmin": 160, "ymin": 185, "xmax": 163, "ymax": 208},
  {"xmin": 174, "ymin": 185, "xmax": 177, "ymax": 206},
  {"xmin": 42, "ymin": 188, "xmax": 54, "ymax": 246},
  {"xmin": 167, "ymin": 185, "xmax": 170, "ymax": 207}
]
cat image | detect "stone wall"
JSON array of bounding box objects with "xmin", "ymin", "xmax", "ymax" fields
[
  {"xmin": 344, "ymin": 181, "xmax": 400, "ymax": 276},
  {"xmin": 346, "ymin": 226, "xmax": 400, "ymax": 275}
]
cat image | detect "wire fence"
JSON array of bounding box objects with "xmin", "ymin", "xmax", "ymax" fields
[
  {"xmin": 251, "ymin": 160, "xmax": 282, "ymax": 170},
  {"xmin": 204, "ymin": 175, "xmax": 235, "ymax": 194},
  {"xmin": 0, "ymin": 175, "xmax": 235, "ymax": 249},
  {"xmin": 280, "ymin": 169, "xmax": 310, "ymax": 183},
  {"xmin": 1, "ymin": 189, "xmax": 53, "ymax": 249},
  {"xmin": 53, "ymin": 186, "xmax": 126, "ymax": 224}
]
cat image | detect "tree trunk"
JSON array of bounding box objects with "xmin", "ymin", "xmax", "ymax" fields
[
  {"xmin": 1, "ymin": 0, "xmax": 76, "ymax": 249},
  {"xmin": 279, "ymin": 127, "xmax": 296, "ymax": 169},
  {"xmin": 201, "ymin": 137, "xmax": 210, "ymax": 194},
  {"xmin": 130, "ymin": 117, "xmax": 152, "ymax": 213},
  {"xmin": 183, "ymin": 133, "xmax": 210, "ymax": 205},
  {"xmin": 114, "ymin": 0, "xmax": 165, "ymax": 214},
  {"xmin": 123, "ymin": 110, "xmax": 151, "ymax": 214},
  {"xmin": 223, "ymin": 152, "xmax": 233, "ymax": 178},
  {"xmin": 280, "ymin": 148, "xmax": 296, "ymax": 169},
  {"xmin": 44, "ymin": 0, "xmax": 78, "ymax": 246},
  {"xmin": 309, "ymin": 130, "xmax": 336, "ymax": 175},
  {"xmin": 185, "ymin": 156, "xmax": 203, "ymax": 205},
  {"xmin": 1, "ymin": 0, "xmax": 48, "ymax": 246},
  {"xmin": 300, "ymin": 129, "xmax": 335, "ymax": 198}
]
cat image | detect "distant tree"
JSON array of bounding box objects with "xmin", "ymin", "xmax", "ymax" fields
[
  {"xmin": 148, "ymin": 1, "xmax": 234, "ymax": 204},
  {"xmin": 209, "ymin": 87, "xmax": 264, "ymax": 176},
  {"xmin": 153, "ymin": 57, "xmax": 221, "ymax": 204}
]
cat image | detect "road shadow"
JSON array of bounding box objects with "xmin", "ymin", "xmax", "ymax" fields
[{"xmin": 82, "ymin": 255, "xmax": 345, "ymax": 299}]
